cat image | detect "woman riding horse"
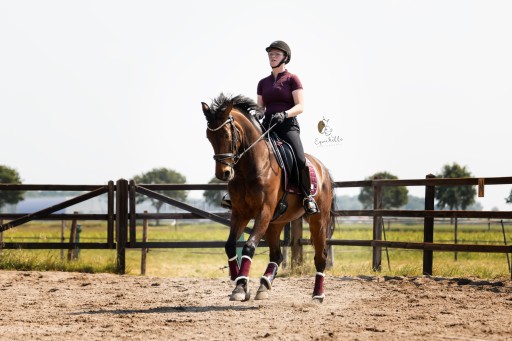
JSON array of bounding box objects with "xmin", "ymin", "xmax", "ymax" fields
[{"xmin": 202, "ymin": 93, "xmax": 335, "ymax": 302}]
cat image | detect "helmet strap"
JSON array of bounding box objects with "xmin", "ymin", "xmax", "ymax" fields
[{"xmin": 271, "ymin": 54, "xmax": 287, "ymax": 69}]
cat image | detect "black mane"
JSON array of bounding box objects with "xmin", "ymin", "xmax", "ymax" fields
[{"xmin": 209, "ymin": 93, "xmax": 264, "ymax": 126}]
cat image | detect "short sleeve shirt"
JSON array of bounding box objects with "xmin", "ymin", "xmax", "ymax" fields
[{"xmin": 257, "ymin": 70, "xmax": 303, "ymax": 116}]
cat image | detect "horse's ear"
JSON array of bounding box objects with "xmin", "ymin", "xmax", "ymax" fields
[
  {"xmin": 201, "ymin": 102, "xmax": 210, "ymax": 116},
  {"xmin": 202, "ymin": 102, "xmax": 213, "ymax": 121}
]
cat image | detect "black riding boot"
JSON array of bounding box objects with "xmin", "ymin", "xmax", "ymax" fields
[{"xmin": 300, "ymin": 166, "xmax": 320, "ymax": 215}]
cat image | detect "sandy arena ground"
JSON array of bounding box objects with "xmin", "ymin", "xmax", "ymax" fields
[{"xmin": 0, "ymin": 270, "xmax": 511, "ymax": 340}]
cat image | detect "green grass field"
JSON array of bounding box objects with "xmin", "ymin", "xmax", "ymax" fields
[{"xmin": 1, "ymin": 219, "xmax": 511, "ymax": 279}]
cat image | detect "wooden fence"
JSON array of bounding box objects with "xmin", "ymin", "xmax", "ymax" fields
[
  {"xmin": 1, "ymin": 175, "xmax": 512, "ymax": 278},
  {"xmin": 331, "ymin": 175, "xmax": 512, "ymax": 275}
]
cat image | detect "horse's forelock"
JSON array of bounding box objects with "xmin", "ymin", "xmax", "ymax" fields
[
  {"xmin": 209, "ymin": 93, "xmax": 263, "ymax": 129},
  {"xmin": 207, "ymin": 93, "xmax": 229, "ymax": 119}
]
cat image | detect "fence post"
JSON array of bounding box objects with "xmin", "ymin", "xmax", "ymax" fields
[
  {"xmin": 236, "ymin": 233, "xmax": 245, "ymax": 262},
  {"xmin": 282, "ymin": 223, "xmax": 291, "ymax": 269},
  {"xmin": 74, "ymin": 224, "xmax": 82, "ymax": 260},
  {"xmin": 116, "ymin": 179, "xmax": 129, "ymax": 274},
  {"xmin": 107, "ymin": 180, "xmax": 115, "ymax": 248},
  {"xmin": 0, "ymin": 218, "xmax": 3, "ymax": 254},
  {"xmin": 382, "ymin": 219, "xmax": 391, "ymax": 271},
  {"xmin": 423, "ymin": 174, "xmax": 436, "ymax": 275},
  {"xmin": 60, "ymin": 220, "xmax": 65, "ymax": 260},
  {"xmin": 129, "ymin": 180, "xmax": 136, "ymax": 247},
  {"xmin": 141, "ymin": 210, "xmax": 148, "ymax": 275},
  {"xmin": 67, "ymin": 212, "xmax": 78, "ymax": 261},
  {"xmin": 500, "ymin": 220, "xmax": 511, "ymax": 277},
  {"xmin": 372, "ymin": 181, "xmax": 382, "ymax": 271},
  {"xmin": 454, "ymin": 217, "xmax": 458, "ymax": 261},
  {"xmin": 291, "ymin": 218, "xmax": 303, "ymax": 269},
  {"xmin": 326, "ymin": 243, "xmax": 334, "ymax": 269}
]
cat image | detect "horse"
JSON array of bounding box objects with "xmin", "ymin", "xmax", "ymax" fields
[{"xmin": 201, "ymin": 93, "xmax": 335, "ymax": 302}]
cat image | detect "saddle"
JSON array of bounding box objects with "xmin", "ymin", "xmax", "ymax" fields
[{"xmin": 268, "ymin": 132, "xmax": 318, "ymax": 221}]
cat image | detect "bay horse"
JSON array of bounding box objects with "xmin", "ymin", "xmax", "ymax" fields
[{"xmin": 201, "ymin": 93, "xmax": 335, "ymax": 302}]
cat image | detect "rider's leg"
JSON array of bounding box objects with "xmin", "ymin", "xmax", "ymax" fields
[
  {"xmin": 300, "ymin": 165, "xmax": 320, "ymax": 215},
  {"xmin": 278, "ymin": 128, "xmax": 319, "ymax": 215}
]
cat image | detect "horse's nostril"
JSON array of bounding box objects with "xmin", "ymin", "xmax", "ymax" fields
[{"xmin": 223, "ymin": 171, "xmax": 231, "ymax": 180}]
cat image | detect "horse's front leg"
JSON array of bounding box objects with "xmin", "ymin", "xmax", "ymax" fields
[
  {"xmin": 254, "ymin": 223, "xmax": 285, "ymax": 300},
  {"xmin": 224, "ymin": 215, "xmax": 250, "ymax": 282},
  {"xmin": 230, "ymin": 214, "xmax": 272, "ymax": 302}
]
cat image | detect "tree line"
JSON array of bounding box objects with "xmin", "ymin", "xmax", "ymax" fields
[{"xmin": 356, "ymin": 163, "xmax": 478, "ymax": 211}]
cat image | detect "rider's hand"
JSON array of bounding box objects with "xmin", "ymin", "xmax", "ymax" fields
[
  {"xmin": 253, "ymin": 111, "xmax": 264, "ymax": 120},
  {"xmin": 270, "ymin": 111, "xmax": 288, "ymax": 125}
]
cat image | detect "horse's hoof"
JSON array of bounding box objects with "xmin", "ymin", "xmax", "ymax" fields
[
  {"xmin": 230, "ymin": 285, "xmax": 250, "ymax": 301},
  {"xmin": 312, "ymin": 294, "xmax": 325, "ymax": 303},
  {"xmin": 254, "ymin": 285, "xmax": 269, "ymax": 300}
]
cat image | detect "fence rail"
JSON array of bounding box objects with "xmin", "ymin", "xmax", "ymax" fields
[{"xmin": 1, "ymin": 175, "xmax": 511, "ymax": 278}]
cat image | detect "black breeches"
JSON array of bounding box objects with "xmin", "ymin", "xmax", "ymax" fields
[{"xmin": 275, "ymin": 128, "xmax": 306, "ymax": 169}]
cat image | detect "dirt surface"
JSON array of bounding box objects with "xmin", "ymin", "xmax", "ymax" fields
[{"xmin": 0, "ymin": 271, "xmax": 511, "ymax": 340}]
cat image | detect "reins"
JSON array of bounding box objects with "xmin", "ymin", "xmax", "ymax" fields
[
  {"xmin": 236, "ymin": 121, "xmax": 277, "ymax": 162},
  {"xmin": 207, "ymin": 115, "xmax": 277, "ymax": 167}
]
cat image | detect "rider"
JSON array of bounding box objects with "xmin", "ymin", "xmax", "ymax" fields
[
  {"xmin": 222, "ymin": 40, "xmax": 319, "ymax": 215},
  {"xmin": 258, "ymin": 40, "xmax": 319, "ymax": 215}
]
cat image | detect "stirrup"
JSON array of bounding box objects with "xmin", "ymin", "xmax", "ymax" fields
[
  {"xmin": 303, "ymin": 196, "xmax": 319, "ymax": 215},
  {"xmin": 221, "ymin": 193, "xmax": 232, "ymax": 209}
]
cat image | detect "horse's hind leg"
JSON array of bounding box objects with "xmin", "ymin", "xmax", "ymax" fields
[
  {"xmin": 255, "ymin": 223, "xmax": 285, "ymax": 300},
  {"xmin": 309, "ymin": 215, "xmax": 328, "ymax": 302}
]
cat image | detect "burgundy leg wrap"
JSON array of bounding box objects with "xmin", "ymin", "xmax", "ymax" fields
[
  {"xmin": 264, "ymin": 262, "xmax": 278, "ymax": 278},
  {"xmin": 260, "ymin": 262, "xmax": 279, "ymax": 289},
  {"xmin": 228, "ymin": 256, "xmax": 239, "ymax": 281},
  {"xmin": 238, "ymin": 256, "xmax": 252, "ymax": 278},
  {"xmin": 313, "ymin": 272, "xmax": 325, "ymax": 297}
]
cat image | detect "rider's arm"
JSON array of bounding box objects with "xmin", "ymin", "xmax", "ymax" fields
[{"xmin": 285, "ymin": 89, "xmax": 304, "ymax": 118}]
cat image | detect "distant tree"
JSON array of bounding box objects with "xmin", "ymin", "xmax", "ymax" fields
[
  {"xmin": 358, "ymin": 171, "xmax": 408, "ymax": 209},
  {"xmin": 467, "ymin": 202, "xmax": 483, "ymax": 211},
  {"xmin": 335, "ymin": 195, "xmax": 363, "ymax": 210},
  {"xmin": 435, "ymin": 163, "xmax": 476, "ymax": 212},
  {"xmin": 506, "ymin": 189, "xmax": 512, "ymax": 205},
  {"xmin": 133, "ymin": 168, "xmax": 188, "ymax": 224},
  {"xmin": 0, "ymin": 165, "xmax": 24, "ymax": 210},
  {"xmin": 203, "ymin": 177, "xmax": 227, "ymax": 207},
  {"xmin": 400, "ymin": 195, "xmax": 424, "ymax": 210}
]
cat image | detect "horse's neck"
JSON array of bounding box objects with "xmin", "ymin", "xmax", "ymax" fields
[{"xmin": 238, "ymin": 121, "xmax": 276, "ymax": 178}]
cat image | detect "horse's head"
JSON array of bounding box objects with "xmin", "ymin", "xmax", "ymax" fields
[{"xmin": 202, "ymin": 99, "xmax": 239, "ymax": 181}]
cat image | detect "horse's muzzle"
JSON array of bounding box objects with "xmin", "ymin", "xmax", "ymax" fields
[{"xmin": 216, "ymin": 167, "xmax": 234, "ymax": 182}]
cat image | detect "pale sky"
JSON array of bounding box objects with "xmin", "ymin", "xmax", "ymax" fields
[{"xmin": 1, "ymin": 1, "xmax": 511, "ymax": 210}]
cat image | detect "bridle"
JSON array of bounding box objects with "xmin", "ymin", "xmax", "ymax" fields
[
  {"xmin": 207, "ymin": 115, "xmax": 240, "ymax": 167},
  {"xmin": 207, "ymin": 115, "xmax": 276, "ymax": 168}
]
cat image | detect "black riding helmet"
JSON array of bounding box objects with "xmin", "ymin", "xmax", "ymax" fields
[{"xmin": 265, "ymin": 40, "xmax": 291, "ymax": 67}]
